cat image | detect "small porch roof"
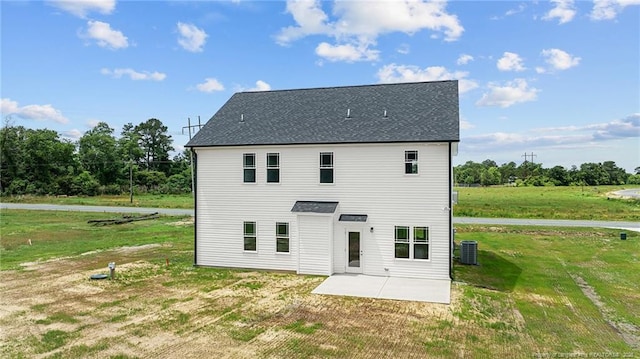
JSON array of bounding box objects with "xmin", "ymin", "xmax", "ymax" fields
[
  {"xmin": 291, "ymin": 201, "xmax": 339, "ymax": 214},
  {"xmin": 338, "ymin": 214, "xmax": 368, "ymax": 222}
]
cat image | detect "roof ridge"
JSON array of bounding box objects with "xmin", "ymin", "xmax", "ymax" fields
[{"xmin": 239, "ymin": 80, "xmax": 457, "ymax": 94}]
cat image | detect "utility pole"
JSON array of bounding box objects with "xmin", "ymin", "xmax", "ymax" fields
[
  {"xmin": 183, "ymin": 116, "xmax": 204, "ymax": 195},
  {"xmin": 129, "ymin": 159, "xmax": 133, "ymax": 203},
  {"xmin": 521, "ymin": 152, "xmax": 537, "ymax": 179}
]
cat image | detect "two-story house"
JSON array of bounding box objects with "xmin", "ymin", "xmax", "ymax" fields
[{"xmin": 185, "ymin": 80, "xmax": 459, "ymax": 283}]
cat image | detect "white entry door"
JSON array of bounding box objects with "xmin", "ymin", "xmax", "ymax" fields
[{"xmin": 345, "ymin": 231, "xmax": 362, "ymax": 273}]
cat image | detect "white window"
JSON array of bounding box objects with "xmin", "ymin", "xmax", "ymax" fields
[
  {"xmin": 276, "ymin": 222, "xmax": 289, "ymax": 253},
  {"xmin": 394, "ymin": 226, "xmax": 409, "ymax": 259},
  {"xmin": 243, "ymin": 153, "xmax": 256, "ymax": 183},
  {"xmin": 267, "ymin": 153, "xmax": 280, "ymax": 183},
  {"xmin": 413, "ymin": 227, "xmax": 429, "ymax": 259},
  {"xmin": 320, "ymin": 152, "xmax": 334, "ymax": 184},
  {"xmin": 394, "ymin": 225, "xmax": 429, "ymax": 260},
  {"xmin": 243, "ymin": 221, "xmax": 257, "ymax": 251},
  {"xmin": 405, "ymin": 150, "xmax": 418, "ymax": 174}
]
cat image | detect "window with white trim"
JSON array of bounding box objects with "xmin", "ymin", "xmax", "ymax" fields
[
  {"xmin": 394, "ymin": 226, "xmax": 409, "ymax": 259},
  {"xmin": 243, "ymin": 221, "xmax": 257, "ymax": 251},
  {"xmin": 320, "ymin": 152, "xmax": 333, "ymax": 184},
  {"xmin": 405, "ymin": 150, "xmax": 418, "ymax": 174},
  {"xmin": 413, "ymin": 227, "xmax": 429, "ymax": 259},
  {"xmin": 243, "ymin": 153, "xmax": 256, "ymax": 183},
  {"xmin": 394, "ymin": 225, "xmax": 429, "ymax": 260},
  {"xmin": 276, "ymin": 222, "xmax": 289, "ymax": 253},
  {"xmin": 267, "ymin": 153, "xmax": 280, "ymax": 183}
]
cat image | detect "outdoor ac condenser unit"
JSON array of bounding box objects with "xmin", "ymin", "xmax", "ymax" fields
[{"xmin": 460, "ymin": 240, "xmax": 478, "ymax": 265}]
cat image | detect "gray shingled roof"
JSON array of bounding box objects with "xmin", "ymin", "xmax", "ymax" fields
[
  {"xmin": 186, "ymin": 81, "xmax": 459, "ymax": 147},
  {"xmin": 339, "ymin": 214, "xmax": 368, "ymax": 222},
  {"xmin": 291, "ymin": 201, "xmax": 339, "ymax": 214}
]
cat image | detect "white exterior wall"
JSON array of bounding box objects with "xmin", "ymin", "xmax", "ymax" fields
[
  {"xmin": 194, "ymin": 142, "xmax": 452, "ymax": 280},
  {"xmin": 298, "ymin": 215, "xmax": 333, "ymax": 275}
]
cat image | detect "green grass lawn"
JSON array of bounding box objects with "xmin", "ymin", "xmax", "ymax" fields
[
  {"xmin": 454, "ymin": 225, "xmax": 639, "ymax": 354},
  {"xmin": 455, "ymin": 185, "xmax": 640, "ymax": 221},
  {"xmin": 0, "ymin": 209, "xmax": 193, "ymax": 270}
]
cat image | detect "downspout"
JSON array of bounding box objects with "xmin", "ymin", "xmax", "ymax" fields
[
  {"xmin": 448, "ymin": 142, "xmax": 454, "ymax": 281},
  {"xmin": 192, "ymin": 149, "xmax": 198, "ymax": 267}
]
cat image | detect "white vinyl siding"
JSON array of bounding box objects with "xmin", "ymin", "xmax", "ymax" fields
[
  {"xmin": 298, "ymin": 216, "xmax": 333, "ymax": 275},
  {"xmin": 194, "ymin": 142, "xmax": 451, "ymax": 280}
]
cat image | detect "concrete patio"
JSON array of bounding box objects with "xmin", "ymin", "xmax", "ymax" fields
[{"xmin": 312, "ymin": 274, "xmax": 451, "ymax": 304}]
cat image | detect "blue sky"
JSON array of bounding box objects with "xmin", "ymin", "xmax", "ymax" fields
[{"xmin": 1, "ymin": 0, "xmax": 639, "ymax": 172}]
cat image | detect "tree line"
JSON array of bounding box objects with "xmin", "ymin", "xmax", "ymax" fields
[
  {"xmin": 455, "ymin": 159, "xmax": 640, "ymax": 187},
  {"xmin": 2, "ymin": 119, "xmax": 639, "ymax": 196},
  {"xmin": 0, "ymin": 119, "xmax": 192, "ymax": 196}
]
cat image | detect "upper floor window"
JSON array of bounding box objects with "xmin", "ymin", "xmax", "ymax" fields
[
  {"xmin": 320, "ymin": 152, "xmax": 334, "ymax": 184},
  {"xmin": 243, "ymin": 153, "xmax": 256, "ymax": 183},
  {"xmin": 405, "ymin": 150, "xmax": 418, "ymax": 174},
  {"xmin": 267, "ymin": 153, "xmax": 280, "ymax": 183},
  {"xmin": 276, "ymin": 222, "xmax": 289, "ymax": 253}
]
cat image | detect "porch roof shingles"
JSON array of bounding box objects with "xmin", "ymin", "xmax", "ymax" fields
[
  {"xmin": 291, "ymin": 201, "xmax": 339, "ymax": 214},
  {"xmin": 339, "ymin": 214, "xmax": 368, "ymax": 222},
  {"xmin": 185, "ymin": 80, "xmax": 459, "ymax": 147}
]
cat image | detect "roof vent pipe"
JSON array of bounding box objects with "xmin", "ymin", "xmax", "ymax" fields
[
  {"xmin": 240, "ymin": 113, "xmax": 244, "ymax": 123},
  {"xmin": 383, "ymin": 109, "xmax": 388, "ymax": 118},
  {"xmin": 346, "ymin": 108, "xmax": 351, "ymax": 118}
]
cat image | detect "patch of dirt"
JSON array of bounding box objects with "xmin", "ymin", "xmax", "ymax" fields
[
  {"xmin": 167, "ymin": 217, "xmax": 194, "ymax": 226},
  {"xmin": 571, "ymin": 274, "xmax": 640, "ymax": 349},
  {"xmin": 1, "ymin": 245, "xmax": 459, "ymax": 358}
]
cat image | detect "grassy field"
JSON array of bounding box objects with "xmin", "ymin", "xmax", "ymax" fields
[
  {"xmin": 2, "ymin": 185, "xmax": 639, "ymax": 221},
  {"xmin": 0, "ymin": 193, "xmax": 194, "ymax": 209},
  {"xmin": 0, "ymin": 209, "xmax": 638, "ymax": 358},
  {"xmin": 455, "ymin": 185, "xmax": 640, "ymax": 221}
]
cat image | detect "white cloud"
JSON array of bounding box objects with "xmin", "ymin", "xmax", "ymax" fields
[
  {"xmin": 276, "ymin": 0, "xmax": 463, "ymax": 62},
  {"xmin": 48, "ymin": 0, "xmax": 115, "ymax": 18},
  {"xmin": 591, "ymin": 0, "xmax": 640, "ymax": 20},
  {"xmin": 100, "ymin": 68, "xmax": 166, "ymax": 81},
  {"xmin": 505, "ymin": 3, "xmax": 526, "ymax": 16},
  {"xmin": 397, "ymin": 43, "xmax": 410, "ymax": 55},
  {"xmin": 196, "ymin": 78, "xmax": 225, "ymax": 93},
  {"xmin": 86, "ymin": 119, "xmax": 101, "ymax": 128},
  {"xmin": 376, "ymin": 64, "xmax": 478, "ymax": 94},
  {"xmin": 460, "ymin": 115, "xmax": 475, "ymax": 130},
  {"xmin": 464, "ymin": 132, "xmax": 594, "ymax": 151},
  {"xmin": 476, "ymin": 79, "xmax": 539, "ymax": 108},
  {"xmin": 247, "ymin": 80, "xmax": 272, "ymax": 92},
  {"xmin": 62, "ymin": 129, "xmax": 83, "ymax": 139},
  {"xmin": 457, "ymin": 54, "xmax": 474, "ymax": 65},
  {"xmin": 82, "ymin": 20, "xmax": 128, "ymax": 49},
  {"xmin": 315, "ymin": 42, "xmax": 379, "ymax": 62},
  {"xmin": 535, "ymin": 113, "xmax": 640, "ymax": 140},
  {"xmin": 177, "ymin": 22, "xmax": 208, "ymax": 52},
  {"xmin": 1, "ymin": 98, "xmax": 69, "ymax": 124},
  {"xmin": 543, "ymin": 0, "xmax": 576, "ymax": 24},
  {"xmin": 497, "ymin": 52, "xmax": 526, "ymax": 72},
  {"xmin": 540, "ymin": 48, "xmax": 581, "ymax": 72},
  {"xmin": 464, "ymin": 113, "xmax": 640, "ymax": 152}
]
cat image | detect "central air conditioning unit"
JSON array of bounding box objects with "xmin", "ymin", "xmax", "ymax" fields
[{"xmin": 460, "ymin": 240, "xmax": 478, "ymax": 265}]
